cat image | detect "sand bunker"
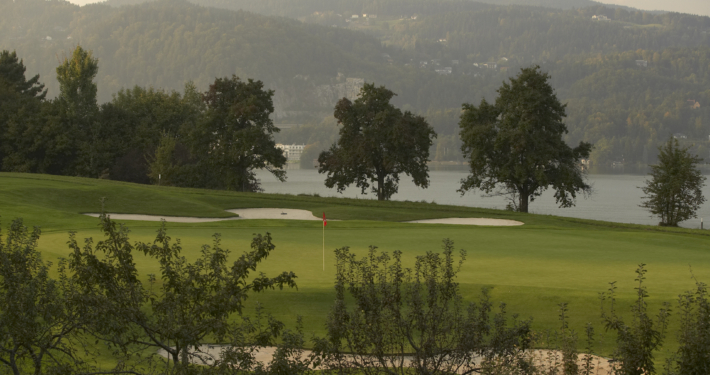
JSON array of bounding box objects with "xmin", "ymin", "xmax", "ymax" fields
[
  {"xmin": 226, "ymin": 208, "xmax": 321, "ymax": 220},
  {"xmin": 406, "ymin": 218, "xmax": 524, "ymax": 226},
  {"xmin": 85, "ymin": 210, "xmax": 521, "ymax": 227},
  {"xmin": 84, "ymin": 208, "xmax": 321, "ymax": 223},
  {"xmin": 83, "ymin": 213, "xmax": 241, "ymax": 223}
]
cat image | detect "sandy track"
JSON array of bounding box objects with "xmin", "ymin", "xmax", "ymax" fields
[
  {"xmin": 406, "ymin": 218, "xmax": 524, "ymax": 226},
  {"xmin": 157, "ymin": 345, "xmax": 609, "ymax": 373}
]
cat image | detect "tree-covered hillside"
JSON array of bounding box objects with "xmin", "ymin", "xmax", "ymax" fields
[
  {"xmin": 2, "ymin": 0, "xmax": 710, "ymax": 169},
  {"xmin": 384, "ymin": 6, "xmax": 710, "ymax": 63},
  {"xmin": 0, "ymin": 0, "xmax": 395, "ymax": 102}
]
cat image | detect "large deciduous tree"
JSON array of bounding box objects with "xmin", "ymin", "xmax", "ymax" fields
[
  {"xmin": 640, "ymin": 138, "xmax": 706, "ymax": 227},
  {"xmin": 458, "ymin": 65, "xmax": 592, "ymax": 213},
  {"xmin": 318, "ymin": 83, "xmax": 436, "ymax": 201},
  {"xmin": 190, "ymin": 75, "xmax": 286, "ymax": 192}
]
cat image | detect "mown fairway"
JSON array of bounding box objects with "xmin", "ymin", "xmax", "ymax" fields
[{"xmin": 2, "ymin": 172, "xmax": 710, "ymax": 360}]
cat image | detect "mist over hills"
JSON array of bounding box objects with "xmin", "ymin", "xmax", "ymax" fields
[
  {"xmin": 104, "ymin": 0, "xmax": 624, "ymax": 15},
  {"xmin": 1, "ymin": 0, "xmax": 710, "ymax": 168}
]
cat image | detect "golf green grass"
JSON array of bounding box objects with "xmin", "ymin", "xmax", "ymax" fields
[{"xmin": 2, "ymin": 171, "xmax": 709, "ymax": 364}]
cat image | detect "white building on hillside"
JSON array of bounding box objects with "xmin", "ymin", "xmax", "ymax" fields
[{"xmin": 276, "ymin": 144, "xmax": 305, "ymax": 161}]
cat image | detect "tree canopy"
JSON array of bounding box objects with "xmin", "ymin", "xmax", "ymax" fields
[
  {"xmin": 188, "ymin": 75, "xmax": 286, "ymax": 192},
  {"xmin": 640, "ymin": 138, "xmax": 706, "ymax": 226},
  {"xmin": 318, "ymin": 83, "xmax": 436, "ymax": 200},
  {"xmin": 458, "ymin": 65, "xmax": 592, "ymax": 212}
]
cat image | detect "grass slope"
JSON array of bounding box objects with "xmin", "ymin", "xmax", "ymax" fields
[{"xmin": 2, "ymin": 171, "xmax": 709, "ymax": 362}]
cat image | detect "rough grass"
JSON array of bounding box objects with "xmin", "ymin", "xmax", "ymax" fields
[{"xmin": 3, "ymin": 171, "xmax": 709, "ymax": 365}]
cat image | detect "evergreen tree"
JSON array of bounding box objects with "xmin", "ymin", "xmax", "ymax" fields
[
  {"xmin": 0, "ymin": 51, "xmax": 46, "ymax": 100},
  {"xmin": 0, "ymin": 51, "xmax": 46, "ymax": 172}
]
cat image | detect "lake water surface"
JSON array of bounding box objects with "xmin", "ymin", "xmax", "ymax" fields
[{"xmin": 255, "ymin": 169, "xmax": 710, "ymax": 229}]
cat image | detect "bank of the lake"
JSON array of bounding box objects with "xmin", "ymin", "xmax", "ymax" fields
[{"xmin": 256, "ymin": 169, "xmax": 710, "ymax": 229}]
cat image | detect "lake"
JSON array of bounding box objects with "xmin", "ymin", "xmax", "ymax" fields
[{"xmin": 255, "ymin": 168, "xmax": 710, "ymax": 229}]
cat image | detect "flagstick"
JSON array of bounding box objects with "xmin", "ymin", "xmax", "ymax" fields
[{"xmin": 322, "ymin": 221, "xmax": 325, "ymax": 271}]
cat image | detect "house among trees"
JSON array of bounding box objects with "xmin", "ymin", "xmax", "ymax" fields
[
  {"xmin": 480, "ymin": 62, "xmax": 497, "ymax": 69},
  {"xmin": 673, "ymin": 133, "xmax": 687, "ymax": 139},
  {"xmin": 635, "ymin": 60, "xmax": 648, "ymax": 67},
  {"xmin": 592, "ymin": 15, "xmax": 610, "ymax": 21},
  {"xmin": 276, "ymin": 144, "xmax": 305, "ymax": 161},
  {"xmin": 580, "ymin": 158, "xmax": 592, "ymax": 171},
  {"xmin": 435, "ymin": 67, "xmax": 452, "ymax": 75}
]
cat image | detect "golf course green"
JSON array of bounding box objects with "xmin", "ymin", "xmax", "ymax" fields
[{"xmin": 2, "ymin": 171, "xmax": 708, "ymax": 361}]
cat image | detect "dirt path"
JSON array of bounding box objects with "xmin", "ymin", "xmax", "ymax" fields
[{"xmin": 157, "ymin": 345, "xmax": 611, "ymax": 373}]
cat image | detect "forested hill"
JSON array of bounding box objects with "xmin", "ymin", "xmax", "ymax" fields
[
  {"xmin": 0, "ymin": 0, "xmax": 401, "ymax": 104},
  {"xmin": 2, "ymin": 0, "xmax": 710, "ymax": 168},
  {"xmin": 385, "ymin": 6, "xmax": 710, "ymax": 63}
]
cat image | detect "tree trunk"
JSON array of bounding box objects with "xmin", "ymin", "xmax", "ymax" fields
[
  {"xmin": 377, "ymin": 173, "xmax": 385, "ymax": 201},
  {"xmin": 181, "ymin": 345, "xmax": 189, "ymax": 365},
  {"xmin": 518, "ymin": 187, "xmax": 529, "ymax": 213},
  {"xmin": 9, "ymin": 351, "xmax": 20, "ymax": 375},
  {"xmin": 171, "ymin": 349, "xmax": 180, "ymax": 366}
]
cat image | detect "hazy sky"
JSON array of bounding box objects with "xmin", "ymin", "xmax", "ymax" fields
[
  {"xmin": 598, "ymin": 0, "xmax": 710, "ymax": 17},
  {"xmin": 64, "ymin": 0, "xmax": 710, "ymax": 18}
]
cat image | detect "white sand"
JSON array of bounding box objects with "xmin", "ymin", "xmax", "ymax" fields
[
  {"xmin": 83, "ymin": 213, "xmax": 241, "ymax": 223},
  {"xmin": 85, "ymin": 210, "xmax": 521, "ymax": 226},
  {"xmin": 84, "ymin": 208, "xmax": 322, "ymax": 223},
  {"xmin": 225, "ymin": 208, "xmax": 321, "ymax": 220},
  {"xmin": 406, "ymin": 218, "xmax": 524, "ymax": 226}
]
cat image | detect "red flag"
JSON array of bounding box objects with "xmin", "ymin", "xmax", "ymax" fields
[{"xmin": 323, "ymin": 212, "xmax": 327, "ymax": 226}]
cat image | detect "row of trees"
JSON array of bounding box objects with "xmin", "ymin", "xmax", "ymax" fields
[
  {"xmin": 315, "ymin": 65, "xmax": 706, "ymax": 226},
  {"xmin": 0, "ymin": 47, "xmax": 287, "ymax": 190},
  {"xmin": 317, "ymin": 66, "xmax": 593, "ymax": 215},
  {"xmin": 3, "ymin": 46, "xmax": 591, "ymax": 212},
  {"xmin": 4, "ymin": 47, "xmax": 701, "ymax": 223},
  {"xmin": 2, "ymin": 214, "xmax": 709, "ymax": 374}
]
